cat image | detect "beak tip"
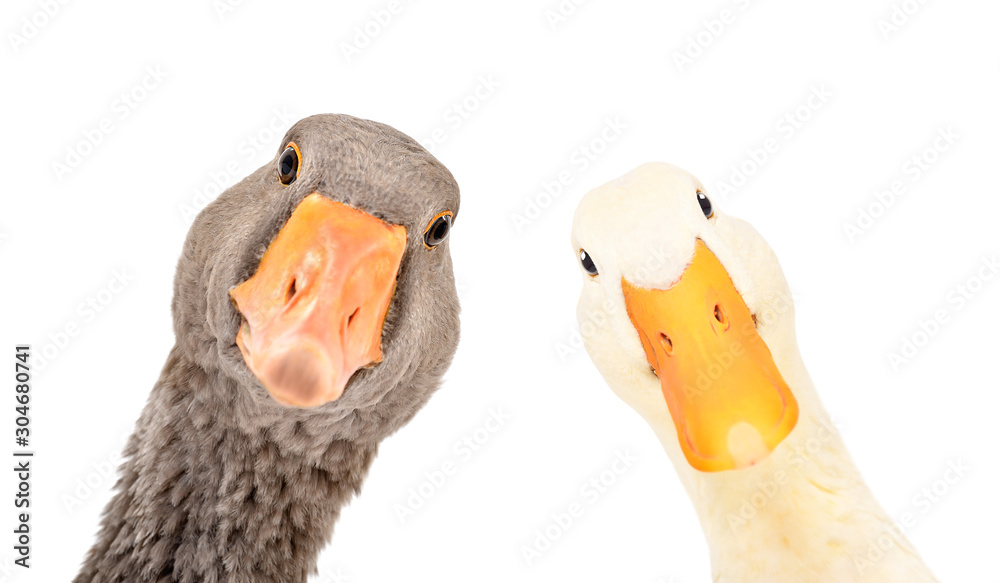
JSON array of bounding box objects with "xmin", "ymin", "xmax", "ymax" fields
[
  {"xmin": 727, "ymin": 422, "xmax": 773, "ymax": 469},
  {"xmin": 257, "ymin": 345, "xmax": 343, "ymax": 408}
]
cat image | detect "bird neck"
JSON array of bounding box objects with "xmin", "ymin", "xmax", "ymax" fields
[
  {"xmin": 655, "ymin": 354, "xmax": 938, "ymax": 583},
  {"xmin": 74, "ymin": 347, "xmax": 377, "ymax": 583}
]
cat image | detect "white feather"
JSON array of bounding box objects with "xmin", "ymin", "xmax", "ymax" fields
[{"xmin": 571, "ymin": 163, "xmax": 938, "ymax": 583}]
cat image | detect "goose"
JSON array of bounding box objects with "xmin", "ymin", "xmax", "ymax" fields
[
  {"xmin": 570, "ymin": 162, "xmax": 938, "ymax": 582},
  {"xmin": 74, "ymin": 114, "xmax": 462, "ymax": 582}
]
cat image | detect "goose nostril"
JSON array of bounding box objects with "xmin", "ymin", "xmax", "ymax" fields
[
  {"xmin": 347, "ymin": 307, "xmax": 360, "ymax": 327},
  {"xmin": 239, "ymin": 314, "xmax": 252, "ymax": 339},
  {"xmin": 284, "ymin": 278, "xmax": 297, "ymax": 305},
  {"xmin": 659, "ymin": 333, "xmax": 674, "ymax": 356}
]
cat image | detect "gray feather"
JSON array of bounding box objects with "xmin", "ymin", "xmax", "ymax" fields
[{"xmin": 74, "ymin": 114, "xmax": 461, "ymax": 582}]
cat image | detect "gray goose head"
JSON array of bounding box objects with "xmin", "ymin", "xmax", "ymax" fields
[{"xmin": 173, "ymin": 113, "xmax": 461, "ymax": 443}]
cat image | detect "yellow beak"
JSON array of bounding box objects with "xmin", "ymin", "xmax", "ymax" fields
[{"xmin": 622, "ymin": 240, "xmax": 798, "ymax": 472}]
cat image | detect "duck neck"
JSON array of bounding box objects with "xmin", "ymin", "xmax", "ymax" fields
[
  {"xmin": 74, "ymin": 347, "xmax": 376, "ymax": 583},
  {"xmin": 658, "ymin": 369, "xmax": 936, "ymax": 582},
  {"xmin": 688, "ymin": 415, "xmax": 874, "ymax": 581}
]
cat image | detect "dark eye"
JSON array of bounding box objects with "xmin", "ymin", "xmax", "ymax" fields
[
  {"xmin": 423, "ymin": 211, "xmax": 453, "ymax": 248},
  {"xmin": 579, "ymin": 249, "xmax": 598, "ymax": 275},
  {"xmin": 278, "ymin": 143, "xmax": 300, "ymax": 185},
  {"xmin": 697, "ymin": 190, "xmax": 713, "ymax": 219}
]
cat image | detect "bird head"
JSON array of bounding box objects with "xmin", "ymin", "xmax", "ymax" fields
[
  {"xmin": 571, "ymin": 162, "xmax": 800, "ymax": 474},
  {"xmin": 175, "ymin": 114, "xmax": 460, "ymax": 440}
]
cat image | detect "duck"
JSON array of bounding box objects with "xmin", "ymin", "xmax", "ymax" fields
[
  {"xmin": 570, "ymin": 162, "xmax": 938, "ymax": 582},
  {"xmin": 74, "ymin": 114, "xmax": 462, "ymax": 582}
]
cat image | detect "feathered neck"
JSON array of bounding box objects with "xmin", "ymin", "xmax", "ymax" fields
[
  {"xmin": 653, "ymin": 359, "xmax": 938, "ymax": 583},
  {"xmin": 74, "ymin": 347, "xmax": 376, "ymax": 583}
]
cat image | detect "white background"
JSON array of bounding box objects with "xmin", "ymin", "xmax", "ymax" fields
[{"xmin": 1, "ymin": 0, "xmax": 998, "ymax": 581}]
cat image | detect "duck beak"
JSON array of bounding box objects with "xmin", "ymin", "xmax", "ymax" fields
[
  {"xmin": 621, "ymin": 240, "xmax": 798, "ymax": 472},
  {"xmin": 230, "ymin": 193, "xmax": 406, "ymax": 408}
]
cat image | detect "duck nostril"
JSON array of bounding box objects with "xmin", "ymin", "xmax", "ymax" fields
[
  {"xmin": 284, "ymin": 278, "xmax": 298, "ymax": 305},
  {"xmin": 659, "ymin": 333, "xmax": 674, "ymax": 356},
  {"xmin": 347, "ymin": 307, "xmax": 360, "ymax": 327},
  {"xmin": 714, "ymin": 304, "xmax": 729, "ymax": 329}
]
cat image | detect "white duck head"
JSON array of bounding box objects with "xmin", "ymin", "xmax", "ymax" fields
[
  {"xmin": 571, "ymin": 161, "xmax": 804, "ymax": 475},
  {"xmin": 570, "ymin": 162, "xmax": 938, "ymax": 583}
]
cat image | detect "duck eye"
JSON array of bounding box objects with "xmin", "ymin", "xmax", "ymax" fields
[
  {"xmin": 579, "ymin": 249, "xmax": 598, "ymax": 276},
  {"xmin": 278, "ymin": 143, "xmax": 301, "ymax": 185},
  {"xmin": 697, "ymin": 190, "xmax": 713, "ymax": 219},
  {"xmin": 423, "ymin": 211, "xmax": 453, "ymax": 248}
]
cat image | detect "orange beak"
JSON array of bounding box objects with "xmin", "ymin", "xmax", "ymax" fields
[
  {"xmin": 230, "ymin": 193, "xmax": 407, "ymax": 407},
  {"xmin": 622, "ymin": 240, "xmax": 798, "ymax": 472}
]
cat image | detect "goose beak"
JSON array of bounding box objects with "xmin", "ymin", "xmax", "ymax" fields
[
  {"xmin": 622, "ymin": 240, "xmax": 798, "ymax": 472},
  {"xmin": 230, "ymin": 193, "xmax": 406, "ymax": 408}
]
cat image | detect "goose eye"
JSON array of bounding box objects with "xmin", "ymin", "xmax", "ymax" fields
[
  {"xmin": 278, "ymin": 143, "xmax": 301, "ymax": 185},
  {"xmin": 579, "ymin": 249, "xmax": 598, "ymax": 276},
  {"xmin": 697, "ymin": 190, "xmax": 713, "ymax": 219},
  {"xmin": 423, "ymin": 211, "xmax": 453, "ymax": 248}
]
